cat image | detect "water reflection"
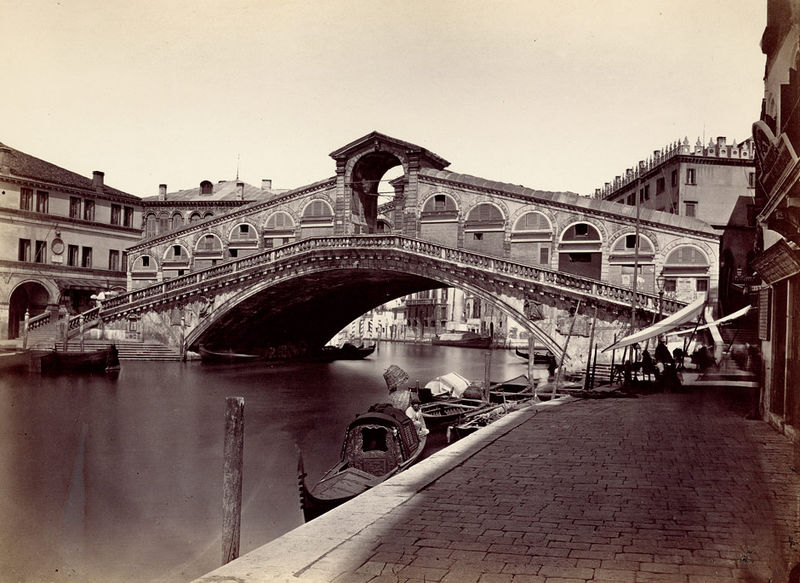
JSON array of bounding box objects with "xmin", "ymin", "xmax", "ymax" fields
[{"xmin": 0, "ymin": 343, "xmax": 525, "ymax": 582}]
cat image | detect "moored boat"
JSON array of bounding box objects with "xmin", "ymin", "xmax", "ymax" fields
[
  {"xmin": 0, "ymin": 350, "xmax": 32, "ymax": 373},
  {"xmin": 420, "ymin": 398, "xmax": 493, "ymax": 427},
  {"xmin": 431, "ymin": 331, "xmax": 492, "ymax": 348},
  {"xmin": 514, "ymin": 348, "xmax": 553, "ymax": 364},
  {"xmin": 298, "ymin": 403, "xmax": 426, "ymax": 522},
  {"xmin": 313, "ymin": 342, "xmax": 376, "ymax": 362},
  {"xmin": 39, "ymin": 345, "xmax": 120, "ymax": 374},
  {"xmin": 489, "ymin": 374, "xmax": 535, "ymax": 403},
  {"xmin": 199, "ymin": 345, "xmax": 261, "ymax": 364}
]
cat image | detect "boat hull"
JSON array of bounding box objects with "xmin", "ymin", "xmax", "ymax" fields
[
  {"xmin": 39, "ymin": 346, "xmax": 120, "ymax": 374},
  {"xmin": 199, "ymin": 346, "xmax": 260, "ymax": 364}
]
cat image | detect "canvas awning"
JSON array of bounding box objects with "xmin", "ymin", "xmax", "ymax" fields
[
  {"xmin": 670, "ymin": 305, "xmax": 752, "ymax": 335},
  {"xmin": 602, "ymin": 297, "xmax": 706, "ymax": 353},
  {"xmin": 424, "ymin": 372, "xmax": 473, "ymax": 398}
]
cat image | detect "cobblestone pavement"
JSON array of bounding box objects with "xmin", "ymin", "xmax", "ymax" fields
[{"xmin": 198, "ymin": 390, "xmax": 800, "ymax": 582}]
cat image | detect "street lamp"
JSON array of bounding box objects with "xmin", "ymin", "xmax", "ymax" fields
[{"xmin": 655, "ymin": 271, "xmax": 666, "ymax": 319}]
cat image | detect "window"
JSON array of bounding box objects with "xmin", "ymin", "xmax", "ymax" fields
[
  {"xmin": 34, "ymin": 240, "xmax": 47, "ymax": 263},
  {"xmin": 109, "ymin": 249, "xmax": 120, "ymax": 271},
  {"xmin": 575, "ymin": 223, "xmax": 589, "ymax": 236},
  {"xmin": 640, "ymin": 185, "xmax": 650, "ymax": 201},
  {"xmin": 122, "ymin": 251, "xmax": 128, "ymax": 271},
  {"xmin": 671, "ymin": 170, "xmax": 678, "ymax": 187},
  {"xmin": 664, "ymin": 279, "xmax": 677, "ymax": 292},
  {"xmin": 748, "ymin": 172, "xmax": 755, "ymax": 188},
  {"xmin": 69, "ymin": 197, "xmax": 81, "ymax": 218},
  {"xmin": 124, "ymin": 206, "xmax": 134, "ymax": 227},
  {"xmin": 84, "ymin": 200, "xmax": 95, "ymax": 221},
  {"xmin": 625, "ymin": 234, "xmax": 637, "ymax": 249},
  {"xmin": 20, "ymin": 188, "xmax": 33, "ymax": 210},
  {"xmin": 110, "ymin": 204, "xmax": 121, "ymax": 225},
  {"xmin": 141, "ymin": 255, "xmax": 150, "ymax": 267},
  {"xmin": 145, "ymin": 214, "xmax": 157, "ymax": 237},
  {"xmin": 656, "ymin": 177, "xmax": 665, "ymax": 194},
  {"xmin": 173, "ymin": 245, "xmax": 182, "ymax": 256},
  {"xmin": 685, "ymin": 202, "xmax": 697, "ymax": 217},
  {"xmin": 229, "ymin": 248, "xmax": 239, "ymax": 258},
  {"xmin": 18, "ymin": 239, "xmax": 31, "ymax": 261},
  {"xmin": 696, "ymin": 279, "xmax": 708, "ymax": 292},
  {"xmin": 539, "ymin": 247, "xmax": 549, "ymax": 264},
  {"xmin": 239, "ymin": 224, "xmax": 249, "ymax": 234},
  {"xmin": 36, "ymin": 190, "xmax": 48, "ymax": 213},
  {"xmin": 81, "ymin": 246, "xmax": 92, "ymax": 268},
  {"xmin": 569, "ymin": 252, "xmax": 591, "ymax": 262},
  {"xmin": 686, "ymin": 168, "xmax": 696, "ymax": 185},
  {"xmin": 473, "ymin": 233, "xmax": 483, "ymax": 241},
  {"xmin": 68, "ymin": 244, "xmax": 79, "ymax": 266},
  {"xmin": 434, "ymin": 194, "xmax": 446, "ymax": 211},
  {"xmin": 189, "ymin": 212, "xmax": 201, "ymax": 224},
  {"xmin": 626, "ymin": 193, "xmax": 635, "ymax": 205}
]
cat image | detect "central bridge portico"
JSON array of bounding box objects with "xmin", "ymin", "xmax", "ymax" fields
[{"xmin": 97, "ymin": 132, "xmax": 719, "ymax": 359}]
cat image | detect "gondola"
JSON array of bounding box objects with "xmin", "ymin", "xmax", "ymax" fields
[
  {"xmin": 39, "ymin": 345, "xmax": 120, "ymax": 374},
  {"xmin": 514, "ymin": 348, "xmax": 553, "ymax": 365},
  {"xmin": 488, "ymin": 374, "xmax": 535, "ymax": 403},
  {"xmin": 198, "ymin": 345, "xmax": 261, "ymax": 364},
  {"xmin": 298, "ymin": 403, "xmax": 426, "ymax": 522},
  {"xmin": 420, "ymin": 398, "xmax": 493, "ymax": 427},
  {"xmin": 314, "ymin": 342, "xmax": 376, "ymax": 361}
]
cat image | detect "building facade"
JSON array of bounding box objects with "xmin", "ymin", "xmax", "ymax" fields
[
  {"xmin": 0, "ymin": 142, "xmax": 143, "ymax": 340},
  {"xmin": 596, "ymin": 136, "xmax": 758, "ymax": 317},
  {"xmin": 751, "ymin": 0, "xmax": 800, "ymax": 447}
]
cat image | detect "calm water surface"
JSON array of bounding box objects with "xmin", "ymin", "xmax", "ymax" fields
[{"xmin": 0, "ymin": 343, "xmax": 526, "ymax": 582}]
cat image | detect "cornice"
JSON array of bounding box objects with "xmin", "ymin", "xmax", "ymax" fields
[
  {"xmin": 0, "ymin": 259, "xmax": 127, "ymax": 280},
  {"xmin": 1, "ymin": 208, "xmax": 142, "ymax": 237},
  {"xmin": 0, "ymin": 173, "xmax": 142, "ymax": 206},
  {"xmin": 418, "ymin": 174, "xmax": 719, "ymax": 242}
]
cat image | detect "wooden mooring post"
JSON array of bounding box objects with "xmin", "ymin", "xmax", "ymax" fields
[{"xmin": 222, "ymin": 396, "xmax": 244, "ymax": 565}]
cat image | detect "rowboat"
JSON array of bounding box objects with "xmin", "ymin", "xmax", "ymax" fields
[
  {"xmin": 514, "ymin": 348, "xmax": 554, "ymax": 365},
  {"xmin": 488, "ymin": 374, "xmax": 535, "ymax": 403},
  {"xmin": 298, "ymin": 403, "xmax": 426, "ymax": 522},
  {"xmin": 39, "ymin": 345, "xmax": 120, "ymax": 374},
  {"xmin": 420, "ymin": 398, "xmax": 493, "ymax": 427},
  {"xmin": 199, "ymin": 345, "xmax": 261, "ymax": 364},
  {"xmin": 431, "ymin": 331, "xmax": 492, "ymax": 348}
]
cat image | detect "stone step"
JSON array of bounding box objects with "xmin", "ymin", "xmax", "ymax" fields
[{"xmin": 47, "ymin": 341, "xmax": 181, "ymax": 361}]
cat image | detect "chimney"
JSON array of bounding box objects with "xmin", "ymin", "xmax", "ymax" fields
[
  {"xmin": 159, "ymin": 184, "xmax": 167, "ymax": 200},
  {"xmin": 261, "ymin": 178, "xmax": 272, "ymax": 190},
  {"xmin": 0, "ymin": 145, "xmax": 12, "ymax": 174},
  {"xmin": 93, "ymin": 170, "xmax": 105, "ymax": 191},
  {"xmin": 237, "ymin": 181, "xmax": 245, "ymax": 200}
]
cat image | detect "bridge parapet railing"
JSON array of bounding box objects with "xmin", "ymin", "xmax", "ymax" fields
[
  {"xmin": 27, "ymin": 311, "xmax": 51, "ymax": 331},
  {"xmin": 68, "ymin": 235, "xmax": 682, "ymax": 329}
]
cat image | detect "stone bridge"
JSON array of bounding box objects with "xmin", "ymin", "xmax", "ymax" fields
[{"xmin": 78, "ymin": 132, "xmax": 721, "ymax": 359}]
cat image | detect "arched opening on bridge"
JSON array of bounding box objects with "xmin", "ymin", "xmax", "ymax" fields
[
  {"xmin": 510, "ymin": 211, "xmax": 553, "ymax": 267},
  {"xmin": 194, "ymin": 234, "xmax": 224, "ymax": 270},
  {"xmin": 663, "ymin": 245, "xmax": 710, "ymax": 303},
  {"xmin": 558, "ymin": 222, "xmax": 602, "ymax": 280},
  {"xmin": 608, "ymin": 233, "xmax": 656, "ymax": 292},
  {"xmin": 8, "ymin": 281, "xmax": 50, "ymax": 339},
  {"xmin": 162, "ymin": 244, "xmax": 190, "ymax": 280},
  {"xmin": 263, "ymin": 211, "xmax": 296, "ymax": 248},
  {"xmin": 464, "ymin": 203, "xmax": 506, "ymax": 256},
  {"xmin": 350, "ymin": 152, "xmax": 404, "ymax": 234},
  {"xmin": 131, "ymin": 254, "xmax": 158, "ymax": 289},
  {"xmin": 420, "ymin": 192, "xmax": 459, "ymax": 246},
  {"xmin": 228, "ymin": 222, "xmax": 259, "ymax": 259},
  {"xmin": 300, "ymin": 200, "xmax": 334, "ymax": 238}
]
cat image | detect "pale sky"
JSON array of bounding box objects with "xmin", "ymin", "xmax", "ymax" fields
[{"xmin": 2, "ymin": 0, "xmax": 766, "ymax": 199}]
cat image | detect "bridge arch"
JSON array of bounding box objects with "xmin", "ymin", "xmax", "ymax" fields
[
  {"xmin": 662, "ymin": 243, "xmax": 712, "ymax": 302},
  {"xmin": 557, "ymin": 221, "xmax": 603, "ymax": 280},
  {"xmin": 347, "ymin": 148, "xmax": 405, "ymax": 235}
]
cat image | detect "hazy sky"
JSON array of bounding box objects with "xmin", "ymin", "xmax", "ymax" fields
[{"xmin": 2, "ymin": 0, "xmax": 766, "ymax": 198}]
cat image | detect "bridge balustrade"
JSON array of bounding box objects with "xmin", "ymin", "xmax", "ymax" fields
[{"xmin": 68, "ymin": 235, "xmax": 682, "ymax": 332}]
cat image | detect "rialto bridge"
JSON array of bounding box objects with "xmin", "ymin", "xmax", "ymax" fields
[{"xmin": 66, "ymin": 132, "xmax": 721, "ymax": 360}]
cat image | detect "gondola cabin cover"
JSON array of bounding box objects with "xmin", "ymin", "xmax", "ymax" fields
[{"xmin": 298, "ymin": 403, "xmax": 425, "ymax": 522}]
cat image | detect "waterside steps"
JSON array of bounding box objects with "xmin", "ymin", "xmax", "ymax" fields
[{"xmin": 24, "ymin": 340, "xmax": 182, "ymax": 361}]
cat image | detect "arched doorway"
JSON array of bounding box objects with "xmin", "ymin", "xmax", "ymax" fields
[
  {"xmin": 350, "ymin": 152, "xmax": 404, "ymax": 234},
  {"xmin": 8, "ymin": 281, "xmax": 50, "ymax": 339}
]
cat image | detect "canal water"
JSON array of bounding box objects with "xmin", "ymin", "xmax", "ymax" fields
[{"xmin": 0, "ymin": 343, "xmax": 528, "ymax": 582}]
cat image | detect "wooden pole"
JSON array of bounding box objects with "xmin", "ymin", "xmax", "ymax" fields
[
  {"xmin": 584, "ymin": 306, "xmax": 598, "ymax": 390},
  {"xmin": 79, "ymin": 315, "xmax": 84, "ymax": 352},
  {"xmin": 590, "ymin": 344, "xmax": 598, "ymax": 390},
  {"xmin": 222, "ymin": 396, "xmax": 245, "ymax": 565},
  {"xmin": 553, "ymin": 299, "xmax": 582, "ymax": 399},
  {"xmin": 483, "ymin": 351, "xmax": 491, "ymax": 402},
  {"xmin": 527, "ymin": 335, "xmax": 535, "ymax": 383}
]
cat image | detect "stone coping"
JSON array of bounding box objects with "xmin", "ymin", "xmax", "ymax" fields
[{"xmin": 193, "ymin": 397, "xmax": 574, "ymax": 582}]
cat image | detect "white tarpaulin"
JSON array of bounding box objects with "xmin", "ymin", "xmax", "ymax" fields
[
  {"xmin": 424, "ymin": 372, "xmax": 473, "ymax": 398},
  {"xmin": 602, "ymin": 297, "xmax": 706, "ymax": 353},
  {"xmin": 670, "ymin": 305, "xmax": 752, "ymax": 335}
]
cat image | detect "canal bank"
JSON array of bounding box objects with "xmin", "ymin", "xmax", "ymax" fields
[{"xmin": 195, "ymin": 387, "xmax": 799, "ymax": 583}]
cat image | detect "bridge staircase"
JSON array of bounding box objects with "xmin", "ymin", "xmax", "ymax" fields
[{"xmin": 53, "ymin": 340, "xmax": 182, "ymax": 361}]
